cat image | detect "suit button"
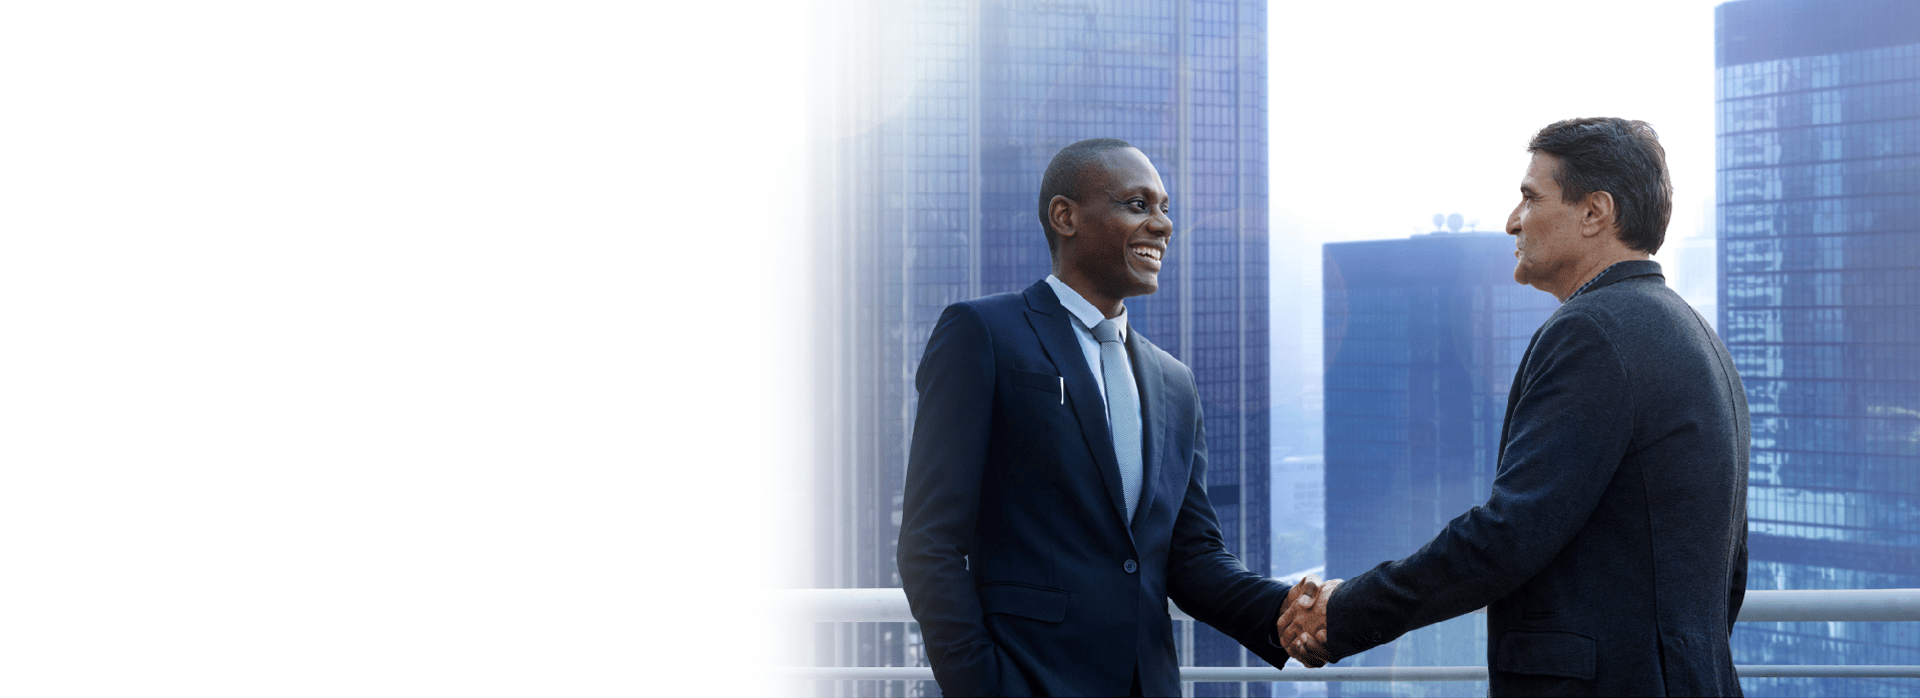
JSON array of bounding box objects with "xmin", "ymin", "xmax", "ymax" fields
[{"xmin": 1124, "ymin": 559, "xmax": 1138, "ymax": 574}]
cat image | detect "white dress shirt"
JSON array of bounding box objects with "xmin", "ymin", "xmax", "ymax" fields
[{"xmin": 1044, "ymin": 275, "xmax": 1144, "ymax": 443}]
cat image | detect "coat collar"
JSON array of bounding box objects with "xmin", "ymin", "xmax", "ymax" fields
[{"xmin": 1566, "ymin": 259, "xmax": 1664, "ymax": 302}]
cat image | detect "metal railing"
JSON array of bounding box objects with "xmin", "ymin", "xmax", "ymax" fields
[{"xmin": 772, "ymin": 588, "xmax": 1920, "ymax": 682}]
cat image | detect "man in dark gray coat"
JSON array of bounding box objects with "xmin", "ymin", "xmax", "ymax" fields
[{"xmin": 1279, "ymin": 117, "xmax": 1750, "ymax": 696}]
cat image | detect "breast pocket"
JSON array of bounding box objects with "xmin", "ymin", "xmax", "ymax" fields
[
  {"xmin": 1011, "ymin": 369, "xmax": 1061, "ymax": 403},
  {"xmin": 1003, "ymin": 368, "xmax": 1066, "ymax": 468}
]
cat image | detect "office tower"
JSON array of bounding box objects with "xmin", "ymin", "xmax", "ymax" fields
[
  {"xmin": 811, "ymin": 1, "xmax": 1270, "ymax": 695},
  {"xmin": 1669, "ymin": 230, "xmax": 1721, "ymax": 330},
  {"xmin": 1321, "ymin": 233, "xmax": 1559, "ymax": 698},
  {"xmin": 1271, "ymin": 229, "xmax": 1326, "ymax": 596},
  {"xmin": 1717, "ymin": 1, "xmax": 1920, "ymax": 695},
  {"xmin": 1270, "ymin": 454, "xmax": 1324, "ymax": 579}
]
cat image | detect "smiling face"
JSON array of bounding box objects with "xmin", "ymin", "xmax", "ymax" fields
[
  {"xmin": 1507, "ymin": 152, "xmax": 1588, "ymax": 297},
  {"xmin": 1050, "ymin": 147, "xmax": 1172, "ymax": 316}
]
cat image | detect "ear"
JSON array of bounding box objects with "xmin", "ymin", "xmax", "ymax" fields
[
  {"xmin": 1581, "ymin": 190, "xmax": 1617, "ymax": 239},
  {"xmin": 1048, "ymin": 194, "xmax": 1078, "ymax": 240}
]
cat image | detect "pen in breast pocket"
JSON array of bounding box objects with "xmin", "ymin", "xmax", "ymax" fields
[{"xmin": 1059, "ymin": 376, "xmax": 1064, "ymax": 405}]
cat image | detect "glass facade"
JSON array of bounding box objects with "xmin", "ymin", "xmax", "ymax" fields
[
  {"xmin": 812, "ymin": 1, "xmax": 1270, "ymax": 695},
  {"xmin": 1716, "ymin": 1, "xmax": 1920, "ymax": 696},
  {"xmin": 1320, "ymin": 233, "xmax": 1559, "ymax": 698}
]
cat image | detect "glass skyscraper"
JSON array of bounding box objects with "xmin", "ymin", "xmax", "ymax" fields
[
  {"xmin": 1717, "ymin": 1, "xmax": 1920, "ymax": 696},
  {"xmin": 811, "ymin": 1, "xmax": 1270, "ymax": 695},
  {"xmin": 1320, "ymin": 233, "xmax": 1559, "ymax": 698}
]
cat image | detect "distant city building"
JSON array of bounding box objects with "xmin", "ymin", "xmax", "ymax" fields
[
  {"xmin": 811, "ymin": 1, "xmax": 1272, "ymax": 695},
  {"xmin": 1321, "ymin": 233, "xmax": 1558, "ymax": 698},
  {"xmin": 1270, "ymin": 454, "xmax": 1325, "ymax": 579},
  {"xmin": 1271, "ymin": 232, "xmax": 1326, "ymax": 604},
  {"xmin": 1668, "ymin": 230, "xmax": 1720, "ymax": 329},
  {"xmin": 1716, "ymin": 1, "xmax": 1920, "ymax": 695}
]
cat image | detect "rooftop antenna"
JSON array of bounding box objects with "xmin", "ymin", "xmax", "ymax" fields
[
  {"xmin": 1432, "ymin": 213, "xmax": 1446, "ymax": 232},
  {"xmin": 1447, "ymin": 213, "xmax": 1464, "ymax": 233}
]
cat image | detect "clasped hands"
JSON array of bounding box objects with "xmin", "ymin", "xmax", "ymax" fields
[{"xmin": 1275, "ymin": 574, "xmax": 1342, "ymax": 668}]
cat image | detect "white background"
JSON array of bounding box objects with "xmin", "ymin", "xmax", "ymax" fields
[{"xmin": 2, "ymin": 2, "xmax": 809, "ymax": 694}]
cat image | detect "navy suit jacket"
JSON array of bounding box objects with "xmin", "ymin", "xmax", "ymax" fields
[
  {"xmin": 899, "ymin": 281, "xmax": 1294, "ymax": 697},
  {"xmin": 1324, "ymin": 262, "xmax": 1750, "ymax": 696}
]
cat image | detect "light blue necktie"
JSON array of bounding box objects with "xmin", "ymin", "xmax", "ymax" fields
[{"xmin": 1092, "ymin": 319, "xmax": 1143, "ymax": 523}]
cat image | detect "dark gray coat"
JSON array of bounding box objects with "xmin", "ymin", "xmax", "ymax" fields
[{"xmin": 1324, "ymin": 261, "xmax": 1751, "ymax": 696}]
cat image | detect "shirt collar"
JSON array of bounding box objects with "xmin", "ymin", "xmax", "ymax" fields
[{"xmin": 1045, "ymin": 274, "xmax": 1127, "ymax": 340}]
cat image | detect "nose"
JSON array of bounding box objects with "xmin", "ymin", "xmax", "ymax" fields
[
  {"xmin": 1149, "ymin": 207, "xmax": 1173, "ymax": 237},
  {"xmin": 1506, "ymin": 202, "xmax": 1523, "ymax": 236}
]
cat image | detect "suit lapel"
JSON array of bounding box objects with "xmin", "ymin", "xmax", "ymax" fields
[
  {"xmin": 1127, "ymin": 326, "xmax": 1167, "ymax": 538},
  {"xmin": 1023, "ymin": 282, "xmax": 1133, "ymax": 533}
]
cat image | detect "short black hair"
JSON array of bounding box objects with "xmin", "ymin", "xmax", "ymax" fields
[
  {"xmin": 1527, "ymin": 117, "xmax": 1672, "ymax": 254},
  {"xmin": 1038, "ymin": 138, "xmax": 1137, "ymax": 255}
]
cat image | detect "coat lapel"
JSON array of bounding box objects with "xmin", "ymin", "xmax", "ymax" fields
[{"xmin": 1022, "ymin": 282, "xmax": 1133, "ymax": 534}]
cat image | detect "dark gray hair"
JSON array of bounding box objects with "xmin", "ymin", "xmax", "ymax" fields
[{"xmin": 1528, "ymin": 118, "xmax": 1673, "ymax": 254}]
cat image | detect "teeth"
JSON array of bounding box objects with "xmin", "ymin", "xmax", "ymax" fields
[{"xmin": 1132, "ymin": 246, "xmax": 1161, "ymax": 261}]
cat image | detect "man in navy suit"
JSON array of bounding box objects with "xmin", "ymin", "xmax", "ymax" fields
[
  {"xmin": 898, "ymin": 138, "xmax": 1296, "ymax": 697},
  {"xmin": 1280, "ymin": 118, "xmax": 1750, "ymax": 696}
]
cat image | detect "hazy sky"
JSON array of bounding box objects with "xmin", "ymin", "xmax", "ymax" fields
[
  {"xmin": 1263, "ymin": 0, "xmax": 1732, "ymax": 442},
  {"xmin": 1270, "ymin": 0, "xmax": 1725, "ymax": 252}
]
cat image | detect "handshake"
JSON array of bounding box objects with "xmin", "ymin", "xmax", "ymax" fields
[{"xmin": 1275, "ymin": 574, "xmax": 1342, "ymax": 668}]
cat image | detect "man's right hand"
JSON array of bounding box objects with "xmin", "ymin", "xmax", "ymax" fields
[{"xmin": 1277, "ymin": 574, "xmax": 1341, "ymax": 667}]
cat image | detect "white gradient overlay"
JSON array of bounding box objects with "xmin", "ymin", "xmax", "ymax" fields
[{"xmin": 1, "ymin": 2, "xmax": 808, "ymax": 694}]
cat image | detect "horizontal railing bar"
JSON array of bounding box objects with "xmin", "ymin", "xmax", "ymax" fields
[
  {"xmin": 773, "ymin": 588, "xmax": 911, "ymax": 623},
  {"xmin": 768, "ymin": 588, "xmax": 1920, "ymax": 624},
  {"xmin": 768, "ymin": 665, "xmax": 1920, "ymax": 682},
  {"xmin": 1737, "ymin": 589, "xmax": 1920, "ymax": 622},
  {"xmin": 1180, "ymin": 666, "xmax": 1486, "ymax": 682},
  {"xmin": 1736, "ymin": 665, "xmax": 1920, "ymax": 678}
]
